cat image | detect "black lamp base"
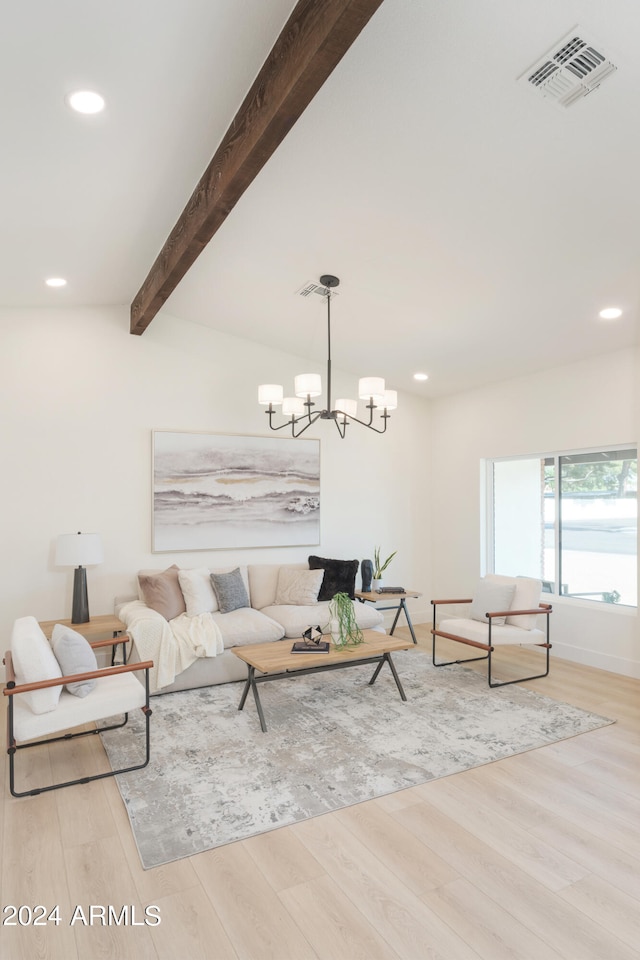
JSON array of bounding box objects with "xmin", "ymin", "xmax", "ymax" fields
[{"xmin": 71, "ymin": 566, "xmax": 90, "ymax": 624}]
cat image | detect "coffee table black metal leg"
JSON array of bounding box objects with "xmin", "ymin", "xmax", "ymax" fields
[
  {"xmin": 385, "ymin": 653, "xmax": 407, "ymax": 701},
  {"xmin": 250, "ymin": 670, "xmax": 268, "ymax": 733},
  {"xmin": 368, "ymin": 657, "xmax": 385, "ymax": 686},
  {"xmin": 238, "ymin": 668, "xmax": 252, "ymax": 711}
]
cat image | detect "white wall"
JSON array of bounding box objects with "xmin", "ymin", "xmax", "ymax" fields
[
  {"xmin": 430, "ymin": 348, "xmax": 639, "ymax": 677},
  {"xmin": 0, "ymin": 305, "xmax": 431, "ymax": 634}
]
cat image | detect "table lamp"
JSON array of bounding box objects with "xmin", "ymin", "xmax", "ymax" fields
[{"xmin": 55, "ymin": 531, "xmax": 104, "ymax": 623}]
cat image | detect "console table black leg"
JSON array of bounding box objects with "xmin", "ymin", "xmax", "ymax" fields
[
  {"xmin": 389, "ymin": 605, "xmax": 402, "ymax": 635},
  {"xmin": 402, "ymin": 599, "xmax": 418, "ymax": 645},
  {"xmin": 385, "ymin": 653, "xmax": 407, "ymax": 701}
]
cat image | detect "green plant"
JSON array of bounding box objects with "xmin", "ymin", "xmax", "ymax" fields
[
  {"xmin": 373, "ymin": 546, "xmax": 397, "ymax": 579},
  {"xmin": 328, "ymin": 592, "xmax": 364, "ymax": 647}
]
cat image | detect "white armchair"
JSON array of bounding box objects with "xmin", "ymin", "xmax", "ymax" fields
[
  {"xmin": 4, "ymin": 616, "xmax": 153, "ymax": 798},
  {"xmin": 431, "ymin": 575, "xmax": 552, "ymax": 687}
]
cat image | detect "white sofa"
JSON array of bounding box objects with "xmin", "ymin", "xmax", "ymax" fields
[{"xmin": 116, "ymin": 562, "xmax": 384, "ymax": 694}]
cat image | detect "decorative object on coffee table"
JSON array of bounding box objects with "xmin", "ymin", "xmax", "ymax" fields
[
  {"xmin": 291, "ymin": 625, "xmax": 330, "ymax": 653},
  {"xmin": 328, "ymin": 591, "xmax": 364, "ymax": 648},
  {"xmin": 361, "ymin": 558, "xmax": 373, "ymax": 592},
  {"xmin": 372, "ymin": 546, "xmax": 397, "ymax": 591}
]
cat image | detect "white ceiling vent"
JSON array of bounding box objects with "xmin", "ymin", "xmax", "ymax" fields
[
  {"xmin": 296, "ymin": 280, "xmax": 338, "ymax": 300},
  {"xmin": 519, "ymin": 27, "xmax": 617, "ymax": 107}
]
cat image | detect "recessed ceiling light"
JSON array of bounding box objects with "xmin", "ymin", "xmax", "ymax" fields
[
  {"xmin": 599, "ymin": 306, "xmax": 622, "ymax": 320},
  {"xmin": 67, "ymin": 90, "xmax": 105, "ymax": 114},
  {"xmin": 413, "ymin": 372, "xmax": 429, "ymax": 381},
  {"xmin": 45, "ymin": 277, "xmax": 67, "ymax": 288}
]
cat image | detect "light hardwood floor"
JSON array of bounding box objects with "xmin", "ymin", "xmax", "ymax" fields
[{"xmin": 1, "ymin": 627, "xmax": 639, "ymax": 960}]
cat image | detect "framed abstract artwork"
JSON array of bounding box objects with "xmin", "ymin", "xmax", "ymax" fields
[{"xmin": 152, "ymin": 431, "xmax": 320, "ymax": 552}]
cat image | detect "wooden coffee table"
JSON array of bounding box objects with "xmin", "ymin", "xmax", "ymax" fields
[{"xmin": 232, "ymin": 630, "xmax": 413, "ymax": 732}]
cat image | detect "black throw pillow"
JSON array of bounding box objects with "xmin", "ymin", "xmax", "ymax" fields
[{"xmin": 308, "ymin": 556, "xmax": 359, "ymax": 601}]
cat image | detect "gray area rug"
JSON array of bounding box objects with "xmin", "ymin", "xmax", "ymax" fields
[{"xmin": 100, "ymin": 649, "xmax": 613, "ymax": 869}]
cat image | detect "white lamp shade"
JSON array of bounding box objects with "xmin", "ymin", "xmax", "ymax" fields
[
  {"xmin": 258, "ymin": 384, "xmax": 283, "ymax": 405},
  {"xmin": 294, "ymin": 373, "xmax": 322, "ymax": 398},
  {"xmin": 282, "ymin": 396, "xmax": 306, "ymax": 417},
  {"xmin": 335, "ymin": 398, "xmax": 358, "ymax": 419},
  {"xmin": 358, "ymin": 377, "xmax": 385, "ymax": 401},
  {"xmin": 382, "ymin": 389, "xmax": 398, "ymax": 411},
  {"xmin": 55, "ymin": 532, "xmax": 103, "ymax": 567}
]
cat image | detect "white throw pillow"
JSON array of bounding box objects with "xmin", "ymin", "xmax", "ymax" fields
[
  {"xmin": 486, "ymin": 574, "xmax": 542, "ymax": 630},
  {"xmin": 51, "ymin": 624, "xmax": 99, "ymax": 698},
  {"xmin": 275, "ymin": 568, "xmax": 324, "ymax": 606},
  {"xmin": 178, "ymin": 568, "xmax": 218, "ymax": 616},
  {"xmin": 11, "ymin": 616, "xmax": 63, "ymax": 714},
  {"xmin": 469, "ymin": 578, "xmax": 516, "ymax": 626}
]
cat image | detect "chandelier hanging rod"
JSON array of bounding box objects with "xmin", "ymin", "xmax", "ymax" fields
[{"xmin": 258, "ymin": 275, "xmax": 396, "ymax": 439}]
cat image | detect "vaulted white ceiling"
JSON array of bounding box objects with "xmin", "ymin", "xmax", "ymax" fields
[{"xmin": 2, "ymin": 1, "xmax": 638, "ymax": 397}]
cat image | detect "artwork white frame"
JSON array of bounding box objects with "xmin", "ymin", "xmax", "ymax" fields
[{"xmin": 152, "ymin": 431, "xmax": 320, "ymax": 552}]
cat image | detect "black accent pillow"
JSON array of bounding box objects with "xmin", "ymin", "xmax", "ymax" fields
[{"xmin": 308, "ymin": 556, "xmax": 359, "ymax": 601}]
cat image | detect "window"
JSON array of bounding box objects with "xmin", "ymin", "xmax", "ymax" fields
[{"xmin": 488, "ymin": 447, "xmax": 637, "ymax": 607}]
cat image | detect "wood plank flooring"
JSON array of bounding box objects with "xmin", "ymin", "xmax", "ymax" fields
[{"xmin": 1, "ymin": 627, "xmax": 639, "ymax": 960}]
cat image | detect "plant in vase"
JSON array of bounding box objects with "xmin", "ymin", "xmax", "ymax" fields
[
  {"xmin": 328, "ymin": 592, "xmax": 364, "ymax": 648},
  {"xmin": 372, "ymin": 546, "xmax": 397, "ymax": 590}
]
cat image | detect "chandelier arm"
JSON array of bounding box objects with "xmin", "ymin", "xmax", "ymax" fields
[
  {"xmin": 340, "ymin": 410, "xmax": 390, "ymax": 434},
  {"xmin": 334, "ymin": 416, "xmax": 347, "ymax": 439},
  {"xmin": 290, "ymin": 410, "xmax": 323, "ymax": 438}
]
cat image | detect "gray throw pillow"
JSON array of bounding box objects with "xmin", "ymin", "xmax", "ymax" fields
[
  {"xmin": 51, "ymin": 623, "xmax": 99, "ymax": 697},
  {"xmin": 210, "ymin": 568, "xmax": 249, "ymax": 614},
  {"xmin": 469, "ymin": 578, "xmax": 516, "ymax": 626}
]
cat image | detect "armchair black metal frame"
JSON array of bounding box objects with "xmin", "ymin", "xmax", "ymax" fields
[
  {"xmin": 4, "ymin": 637, "xmax": 153, "ymax": 798},
  {"xmin": 431, "ymin": 598, "xmax": 553, "ymax": 688}
]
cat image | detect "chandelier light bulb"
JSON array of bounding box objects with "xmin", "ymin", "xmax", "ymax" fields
[
  {"xmin": 294, "ymin": 374, "xmax": 322, "ymax": 398},
  {"xmin": 358, "ymin": 377, "xmax": 385, "ymax": 402},
  {"xmin": 282, "ymin": 397, "xmax": 305, "ymax": 417},
  {"xmin": 382, "ymin": 389, "xmax": 398, "ymax": 411},
  {"xmin": 335, "ymin": 398, "xmax": 357, "ymax": 419},
  {"xmin": 258, "ymin": 384, "xmax": 283, "ymax": 405}
]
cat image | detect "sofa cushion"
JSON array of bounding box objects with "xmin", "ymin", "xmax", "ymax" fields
[
  {"xmin": 469, "ymin": 578, "xmax": 516, "ymax": 625},
  {"xmin": 308, "ymin": 556, "xmax": 359, "ymax": 600},
  {"xmin": 138, "ymin": 564, "xmax": 186, "ymax": 621},
  {"xmin": 439, "ymin": 618, "xmax": 545, "ymax": 647},
  {"xmin": 212, "ymin": 608, "xmax": 284, "ymax": 648},
  {"xmin": 178, "ymin": 567, "xmax": 218, "ymax": 616},
  {"xmin": 275, "ymin": 567, "xmax": 324, "ymax": 606},
  {"xmin": 261, "ymin": 600, "xmax": 384, "ymax": 639},
  {"xmin": 486, "ymin": 574, "xmax": 542, "ymax": 630},
  {"xmin": 248, "ymin": 563, "xmax": 307, "ymax": 610},
  {"xmin": 210, "ymin": 568, "xmax": 250, "ymax": 614},
  {"xmin": 51, "ymin": 623, "xmax": 98, "ymax": 697},
  {"xmin": 11, "ymin": 616, "xmax": 63, "ymax": 715}
]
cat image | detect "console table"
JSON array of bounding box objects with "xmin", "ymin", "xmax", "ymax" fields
[{"xmin": 354, "ymin": 589, "xmax": 422, "ymax": 645}]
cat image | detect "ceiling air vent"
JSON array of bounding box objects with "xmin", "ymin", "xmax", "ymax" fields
[{"xmin": 519, "ymin": 27, "xmax": 616, "ymax": 107}]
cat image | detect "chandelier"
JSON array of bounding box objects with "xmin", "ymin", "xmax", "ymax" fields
[{"xmin": 258, "ymin": 275, "xmax": 396, "ymax": 439}]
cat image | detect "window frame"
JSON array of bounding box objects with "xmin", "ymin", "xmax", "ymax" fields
[{"xmin": 484, "ymin": 443, "xmax": 638, "ymax": 609}]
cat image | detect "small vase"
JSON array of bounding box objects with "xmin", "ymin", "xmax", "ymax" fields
[
  {"xmin": 371, "ymin": 579, "xmax": 383, "ymax": 592},
  {"xmin": 361, "ymin": 559, "xmax": 373, "ymax": 593}
]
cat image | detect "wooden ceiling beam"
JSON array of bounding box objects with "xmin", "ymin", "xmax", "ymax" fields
[{"xmin": 130, "ymin": 0, "xmax": 385, "ymax": 335}]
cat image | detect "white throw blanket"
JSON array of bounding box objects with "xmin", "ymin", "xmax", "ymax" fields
[{"xmin": 117, "ymin": 601, "xmax": 224, "ymax": 692}]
